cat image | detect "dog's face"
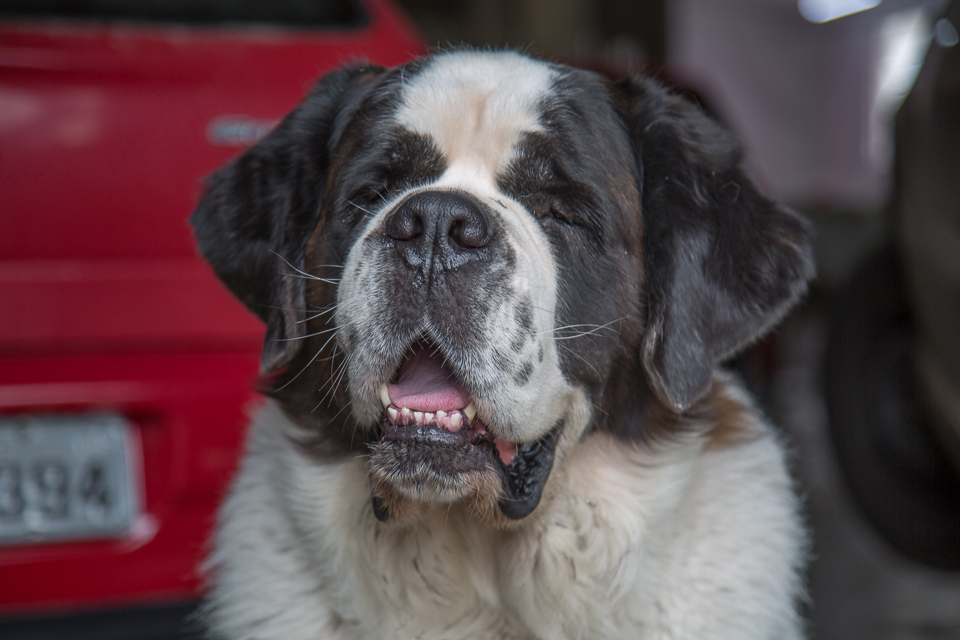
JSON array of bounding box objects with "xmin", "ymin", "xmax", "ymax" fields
[{"xmin": 192, "ymin": 51, "xmax": 812, "ymax": 524}]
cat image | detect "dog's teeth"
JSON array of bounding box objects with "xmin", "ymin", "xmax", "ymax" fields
[
  {"xmin": 414, "ymin": 411, "xmax": 423, "ymax": 424},
  {"xmin": 379, "ymin": 385, "xmax": 391, "ymax": 408},
  {"xmin": 387, "ymin": 407, "xmax": 398, "ymax": 423},
  {"xmin": 424, "ymin": 412, "xmax": 434, "ymax": 423},
  {"xmin": 401, "ymin": 407, "xmax": 411, "ymax": 417},
  {"xmin": 463, "ymin": 402, "xmax": 477, "ymax": 421},
  {"xmin": 449, "ymin": 413, "xmax": 462, "ymax": 430},
  {"xmin": 436, "ymin": 410, "xmax": 446, "ymax": 420}
]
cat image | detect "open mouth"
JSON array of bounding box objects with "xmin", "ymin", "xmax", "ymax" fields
[
  {"xmin": 373, "ymin": 341, "xmax": 561, "ymax": 520},
  {"xmin": 378, "ymin": 341, "xmax": 517, "ymax": 465}
]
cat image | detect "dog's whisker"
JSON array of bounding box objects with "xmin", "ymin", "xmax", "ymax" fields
[
  {"xmin": 327, "ymin": 360, "xmax": 349, "ymax": 400},
  {"xmin": 273, "ymin": 326, "xmax": 343, "ymax": 392},
  {"xmin": 274, "ymin": 326, "xmax": 339, "ymax": 342},
  {"xmin": 269, "ymin": 250, "xmax": 338, "ymax": 283},
  {"xmin": 253, "ymin": 302, "xmax": 331, "ymax": 313},
  {"xmin": 299, "ymin": 305, "xmax": 338, "ymax": 324},
  {"xmin": 346, "ymin": 199, "xmax": 377, "ymax": 217},
  {"xmin": 281, "ymin": 272, "xmax": 341, "ymax": 285},
  {"xmin": 316, "ymin": 391, "xmax": 352, "ymax": 422},
  {"xmin": 274, "ymin": 345, "xmax": 326, "ymax": 392},
  {"xmin": 549, "ymin": 318, "xmax": 624, "ymax": 332},
  {"xmin": 315, "ymin": 354, "xmax": 347, "ymax": 395},
  {"xmin": 316, "ymin": 327, "xmax": 344, "ymax": 355},
  {"xmin": 546, "ymin": 318, "xmax": 626, "ymax": 341},
  {"xmin": 316, "ymin": 353, "xmax": 350, "ymax": 406}
]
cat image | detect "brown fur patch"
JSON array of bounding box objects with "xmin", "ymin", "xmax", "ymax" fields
[
  {"xmin": 367, "ymin": 483, "xmax": 429, "ymax": 526},
  {"xmin": 601, "ymin": 368, "xmax": 764, "ymax": 451},
  {"xmin": 695, "ymin": 377, "xmax": 764, "ymax": 450}
]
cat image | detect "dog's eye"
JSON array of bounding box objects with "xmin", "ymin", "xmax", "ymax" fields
[
  {"xmin": 346, "ymin": 185, "xmax": 388, "ymax": 212},
  {"xmin": 547, "ymin": 202, "xmax": 577, "ymax": 227}
]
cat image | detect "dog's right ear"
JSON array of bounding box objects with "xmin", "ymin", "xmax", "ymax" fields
[{"xmin": 191, "ymin": 64, "xmax": 384, "ymax": 373}]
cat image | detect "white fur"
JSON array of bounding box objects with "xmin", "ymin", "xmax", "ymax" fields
[
  {"xmin": 395, "ymin": 50, "xmax": 555, "ymax": 175},
  {"xmin": 205, "ymin": 383, "xmax": 805, "ymax": 640}
]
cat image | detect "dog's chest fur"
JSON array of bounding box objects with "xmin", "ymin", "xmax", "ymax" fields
[{"xmin": 207, "ymin": 380, "xmax": 803, "ymax": 640}]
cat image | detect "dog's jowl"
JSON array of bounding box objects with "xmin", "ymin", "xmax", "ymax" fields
[{"xmin": 191, "ymin": 50, "xmax": 813, "ymax": 640}]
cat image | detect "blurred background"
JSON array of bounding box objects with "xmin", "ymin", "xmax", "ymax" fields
[{"xmin": 1, "ymin": 0, "xmax": 958, "ymax": 638}]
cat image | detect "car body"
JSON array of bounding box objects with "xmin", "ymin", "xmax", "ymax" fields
[{"xmin": 0, "ymin": 1, "xmax": 423, "ymax": 635}]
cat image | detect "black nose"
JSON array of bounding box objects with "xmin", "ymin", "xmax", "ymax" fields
[{"xmin": 385, "ymin": 191, "xmax": 494, "ymax": 270}]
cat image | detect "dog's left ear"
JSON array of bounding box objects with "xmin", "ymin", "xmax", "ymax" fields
[
  {"xmin": 191, "ymin": 64, "xmax": 384, "ymax": 373},
  {"xmin": 613, "ymin": 77, "xmax": 814, "ymax": 412}
]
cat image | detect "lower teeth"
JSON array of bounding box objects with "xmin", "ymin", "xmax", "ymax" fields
[{"xmin": 386, "ymin": 404, "xmax": 466, "ymax": 431}]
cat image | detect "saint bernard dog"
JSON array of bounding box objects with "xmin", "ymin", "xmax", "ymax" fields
[{"xmin": 191, "ymin": 49, "xmax": 813, "ymax": 640}]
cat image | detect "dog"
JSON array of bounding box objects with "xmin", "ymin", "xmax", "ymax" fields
[{"xmin": 190, "ymin": 49, "xmax": 813, "ymax": 640}]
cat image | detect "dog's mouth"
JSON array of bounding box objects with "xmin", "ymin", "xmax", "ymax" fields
[
  {"xmin": 379, "ymin": 342, "xmax": 518, "ymax": 464},
  {"xmin": 371, "ymin": 341, "xmax": 561, "ymax": 520}
]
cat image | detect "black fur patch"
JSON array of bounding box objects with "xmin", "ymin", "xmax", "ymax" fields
[
  {"xmin": 513, "ymin": 360, "xmax": 534, "ymax": 386},
  {"xmin": 515, "ymin": 299, "xmax": 534, "ymax": 334},
  {"xmin": 191, "ymin": 64, "xmax": 390, "ymax": 375}
]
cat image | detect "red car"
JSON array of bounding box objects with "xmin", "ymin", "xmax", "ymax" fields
[{"xmin": 0, "ymin": 1, "xmax": 423, "ymax": 636}]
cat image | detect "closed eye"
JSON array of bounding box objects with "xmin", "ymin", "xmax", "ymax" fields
[{"xmin": 547, "ymin": 201, "xmax": 577, "ymax": 226}]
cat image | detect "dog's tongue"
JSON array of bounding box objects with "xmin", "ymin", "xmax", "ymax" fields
[{"xmin": 387, "ymin": 345, "xmax": 469, "ymax": 412}]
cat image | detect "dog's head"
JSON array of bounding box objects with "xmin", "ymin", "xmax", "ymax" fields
[{"xmin": 191, "ymin": 50, "xmax": 812, "ymax": 524}]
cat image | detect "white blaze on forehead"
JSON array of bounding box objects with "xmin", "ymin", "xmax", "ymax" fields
[
  {"xmin": 395, "ymin": 51, "xmax": 556, "ymax": 178},
  {"xmin": 338, "ymin": 52, "xmax": 570, "ymax": 440}
]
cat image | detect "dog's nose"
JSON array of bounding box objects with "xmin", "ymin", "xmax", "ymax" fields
[{"xmin": 385, "ymin": 191, "xmax": 494, "ymax": 270}]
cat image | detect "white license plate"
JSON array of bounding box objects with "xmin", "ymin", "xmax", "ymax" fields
[{"xmin": 0, "ymin": 414, "xmax": 140, "ymax": 545}]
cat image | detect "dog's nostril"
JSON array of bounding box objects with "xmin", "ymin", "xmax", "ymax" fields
[
  {"xmin": 386, "ymin": 207, "xmax": 424, "ymax": 242},
  {"xmin": 448, "ymin": 211, "xmax": 489, "ymax": 249}
]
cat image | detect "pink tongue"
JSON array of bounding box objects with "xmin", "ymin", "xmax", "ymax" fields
[{"xmin": 387, "ymin": 345, "xmax": 469, "ymax": 412}]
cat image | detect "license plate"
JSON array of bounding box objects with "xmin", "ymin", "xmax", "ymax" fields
[{"xmin": 0, "ymin": 414, "xmax": 140, "ymax": 545}]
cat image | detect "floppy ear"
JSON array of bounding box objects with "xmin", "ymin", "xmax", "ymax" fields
[
  {"xmin": 614, "ymin": 77, "xmax": 814, "ymax": 412},
  {"xmin": 191, "ymin": 64, "xmax": 384, "ymax": 373}
]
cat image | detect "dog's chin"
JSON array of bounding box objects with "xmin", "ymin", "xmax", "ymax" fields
[
  {"xmin": 367, "ymin": 408, "xmax": 563, "ymax": 525},
  {"xmin": 367, "ymin": 432, "xmax": 498, "ymax": 525}
]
